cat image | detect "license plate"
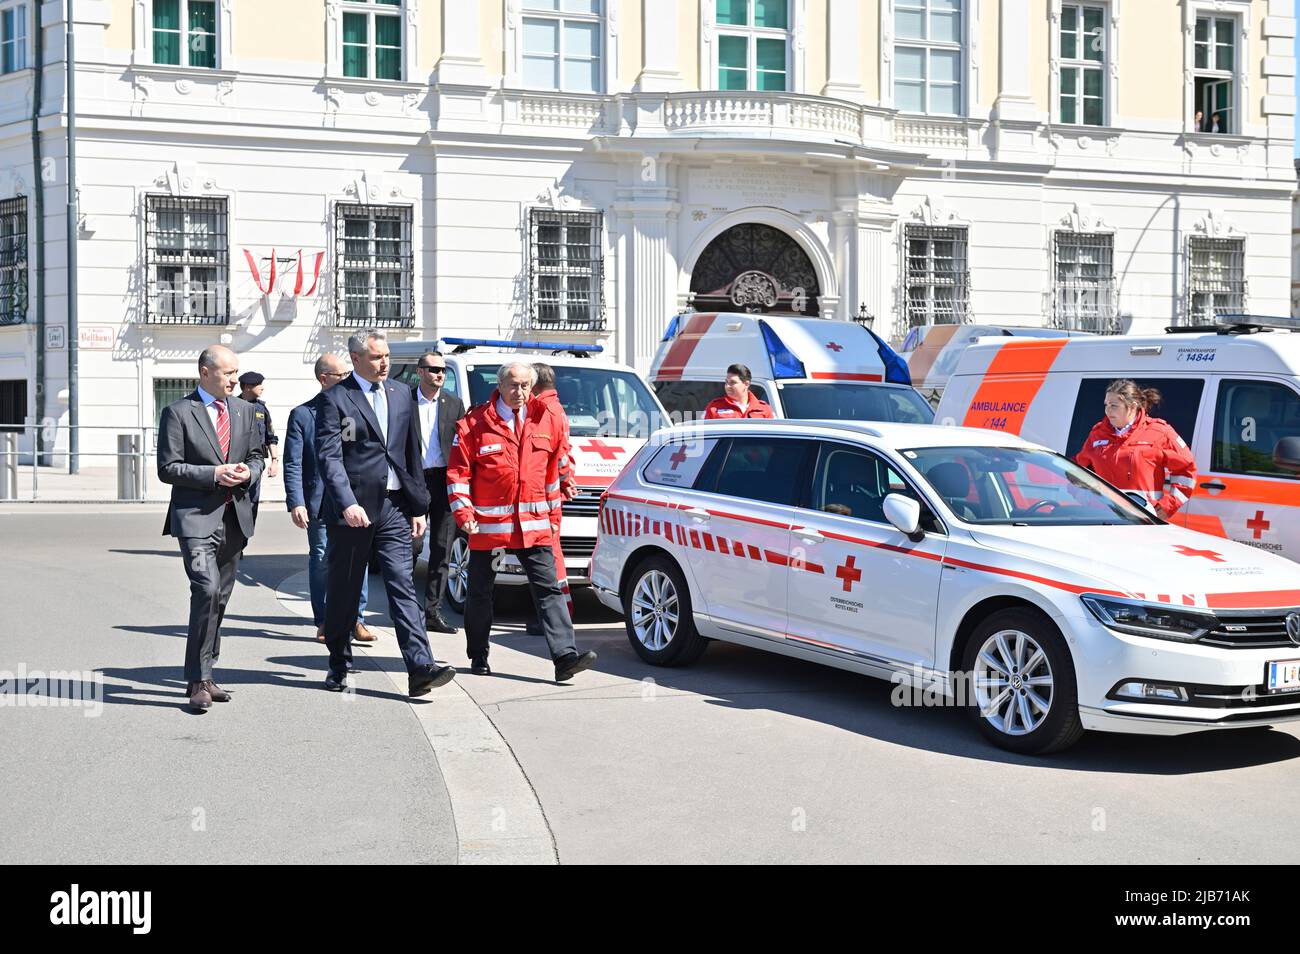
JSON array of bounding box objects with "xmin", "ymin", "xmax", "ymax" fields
[{"xmin": 1266, "ymin": 659, "xmax": 1300, "ymax": 693}]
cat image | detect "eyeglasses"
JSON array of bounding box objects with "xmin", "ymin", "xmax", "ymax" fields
[
  {"xmin": 323, "ymin": 371, "xmax": 349, "ymax": 378},
  {"xmin": 419, "ymin": 365, "xmax": 447, "ymax": 373}
]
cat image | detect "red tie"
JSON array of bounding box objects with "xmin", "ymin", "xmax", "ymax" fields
[{"xmin": 214, "ymin": 400, "xmax": 231, "ymax": 462}]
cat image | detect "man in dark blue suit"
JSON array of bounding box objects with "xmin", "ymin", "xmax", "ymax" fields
[
  {"xmin": 316, "ymin": 330, "xmax": 456, "ymax": 697},
  {"xmin": 283, "ymin": 353, "xmax": 371, "ymax": 643}
]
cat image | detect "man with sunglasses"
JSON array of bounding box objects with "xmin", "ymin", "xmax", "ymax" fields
[{"xmin": 412, "ymin": 350, "xmax": 466, "ymax": 633}]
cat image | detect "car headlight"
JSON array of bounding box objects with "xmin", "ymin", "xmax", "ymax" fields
[{"xmin": 1080, "ymin": 595, "xmax": 1217, "ymax": 643}]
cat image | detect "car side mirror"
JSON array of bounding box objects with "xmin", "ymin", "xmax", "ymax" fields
[
  {"xmin": 883, "ymin": 493, "xmax": 922, "ymax": 538},
  {"xmin": 1273, "ymin": 436, "xmax": 1300, "ymax": 474}
]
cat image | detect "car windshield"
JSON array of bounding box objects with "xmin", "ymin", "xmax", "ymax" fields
[
  {"xmin": 468, "ymin": 364, "xmax": 667, "ymax": 437},
  {"xmin": 777, "ymin": 383, "xmax": 935, "ymax": 423},
  {"xmin": 903, "ymin": 445, "xmax": 1158, "ymax": 526}
]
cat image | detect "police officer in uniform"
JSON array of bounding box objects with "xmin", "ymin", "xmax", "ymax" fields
[{"xmin": 239, "ymin": 371, "xmax": 278, "ymax": 525}]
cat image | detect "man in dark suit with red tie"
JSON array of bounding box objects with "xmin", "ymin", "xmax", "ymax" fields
[
  {"xmin": 315, "ymin": 330, "xmax": 456, "ymax": 697},
  {"xmin": 157, "ymin": 345, "xmax": 265, "ymax": 712}
]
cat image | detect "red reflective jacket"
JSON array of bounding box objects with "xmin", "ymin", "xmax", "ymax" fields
[
  {"xmin": 703, "ymin": 395, "xmax": 775, "ymax": 420},
  {"xmin": 1075, "ymin": 410, "xmax": 1197, "ymax": 516},
  {"xmin": 447, "ymin": 391, "xmax": 566, "ymax": 551}
]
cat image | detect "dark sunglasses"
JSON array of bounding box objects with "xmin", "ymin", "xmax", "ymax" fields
[{"xmin": 418, "ymin": 365, "xmax": 447, "ymax": 373}]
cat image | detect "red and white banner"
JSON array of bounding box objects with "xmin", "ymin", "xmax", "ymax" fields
[{"xmin": 243, "ymin": 248, "xmax": 326, "ymax": 298}]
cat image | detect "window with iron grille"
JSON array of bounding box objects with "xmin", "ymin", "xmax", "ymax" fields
[
  {"xmin": 0, "ymin": 196, "xmax": 27, "ymax": 326},
  {"xmin": 1185, "ymin": 236, "xmax": 1245, "ymax": 325},
  {"xmin": 335, "ymin": 204, "xmax": 414, "ymax": 329},
  {"xmin": 145, "ymin": 195, "xmax": 229, "ymax": 324},
  {"xmin": 153, "ymin": 377, "xmax": 198, "ymax": 427},
  {"xmin": 902, "ymin": 224, "xmax": 969, "ymax": 332},
  {"xmin": 1052, "ymin": 231, "xmax": 1117, "ymax": 333},
  {"xmin": 528, "ymin": 209, "xmax": 604, "ymax": 330}
]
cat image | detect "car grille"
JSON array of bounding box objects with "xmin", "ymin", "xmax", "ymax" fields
[
  {"xmin": 561, "ymin": 487, "xmax": 603, "ymax": 519},
  {"xmin": 562, "ymin": 536, "xmax": 597, "ymax": 559},
  {"xmin": 1199, "ymin": 612, "xmax": 1300, "ymax": 650}
]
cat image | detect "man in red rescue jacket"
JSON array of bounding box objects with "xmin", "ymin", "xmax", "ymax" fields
[
  {"xmin": 703, "ymin": 363, "xmax": 775, "ymax": 420},
  {"xmin": 447, "ymin": 361, "xmax": 597, "ymax": 682}
]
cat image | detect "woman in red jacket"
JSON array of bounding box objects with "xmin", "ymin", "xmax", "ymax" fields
[
  {"xmin": 1074, "ymin": 379, "xmax": 1197, "ymax": 517},
  {"xmin": 702, "ymin": 363, "xmax": 775, "ymax": 420}
]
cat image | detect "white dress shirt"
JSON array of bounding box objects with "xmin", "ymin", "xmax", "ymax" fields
[
  {"xmin": 497, "ymin": 396, "xmax": 523, "ymax": 434},
  {"xmin": 354, "ymin": 372, "xmax": 400, "ymax": 490},
  {"xmin": 418, "ymin": 388, "xmax": 445, "ymax": 469}
]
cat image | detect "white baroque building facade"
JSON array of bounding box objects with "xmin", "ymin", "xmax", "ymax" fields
[{"xmin": 0, "ymin": 0, "xmax": 1296, "ymax": 460}]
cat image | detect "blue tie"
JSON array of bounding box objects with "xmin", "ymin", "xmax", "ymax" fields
[{"xmin": 372, "ymin": 383, "xmax": 388, "ymax": 445}]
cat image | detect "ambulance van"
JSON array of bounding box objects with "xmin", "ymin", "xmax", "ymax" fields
[
  {"xmin": 391, "ymin": 337, "xmax": 670, "ymax": 611},
  {"xmin": 899, "ymin": 323, "xmax": 1090, "ymax": 406},
  {"xmin": 649, "ymin": 312, "xmax": 934, "ymax": 425},
  {"xmin": 936, "ymin": 316, "xmax": 1300, "ymax": 561}
]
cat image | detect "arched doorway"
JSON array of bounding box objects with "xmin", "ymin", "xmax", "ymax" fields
[{"xmin": 688, "ymin": 223, "xmax": 821, "ymax": 316}]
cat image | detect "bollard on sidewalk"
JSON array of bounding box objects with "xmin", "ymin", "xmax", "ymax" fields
[
  {"xmin": 116, "ymin": 434, "xmax": 141, "ymax": 501},
  {"xmin": 0, "ymin": 432, "xmax": 16, "ymax": 500}
]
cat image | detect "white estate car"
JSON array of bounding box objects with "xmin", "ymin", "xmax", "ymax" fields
[{"xmin": 590, "ymin": 420, "xmax": 1300, "ymax": 753}]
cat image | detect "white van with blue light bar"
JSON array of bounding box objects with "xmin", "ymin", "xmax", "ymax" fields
[
  {"xmin": 649, "ymin": 312, "xmax": 934, "ymax": 425},
  {"xmin": 390, "ymin": 337, "xmax": 669, "ymax": 613}
]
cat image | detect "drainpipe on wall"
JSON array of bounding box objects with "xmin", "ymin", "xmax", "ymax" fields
[
  {"xmin": 30, "ymin": 2, "xmax": 44, "ymax": 463},
  {"xmin": 64, "ymin": 0, "xmax": 79, "ymax": 473}
]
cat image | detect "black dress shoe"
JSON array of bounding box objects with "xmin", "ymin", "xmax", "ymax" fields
[
  {"xmin": 554, "ymin": 650, "xmax": 597, "ymax": 682},
  {"xmin": 425, "ymin": 613, "xmax": 457, "ymax": 634},
  {"xmin": 324, "ymin": 672, "xmax": 348, "ymax": 692},
  {"xmin": 470, "ymin": 657, "xmax": 491, "ymax": 676},
  {"xmin": 409, "ymin": 664, "xmax": 456, "ymax": 697}
]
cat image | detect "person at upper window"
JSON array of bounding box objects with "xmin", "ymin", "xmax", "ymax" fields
[
  {"xmin": 703, "ymin": 364, "xmax": 775, "ymax": 420},
  {"xmin": 1074, "ymin": 379, "xmax": 1197, "ymax": 517},
  {"xmin": 1194, "ymin": 110, "xmax": 1205, "ymax": 132},
  {"xmin": 1210, "ymin": 112, "xmax": 1223, "ymax": 133}
]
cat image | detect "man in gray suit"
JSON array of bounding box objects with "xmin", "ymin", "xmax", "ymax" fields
[{"xmin": 157, "ymin": 344, "xmax": 265, "ymax": 712}]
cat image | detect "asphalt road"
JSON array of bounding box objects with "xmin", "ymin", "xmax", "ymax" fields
[{"xmin": 4, "ymin": 509, "xmax": 1299, "ymax": 863}]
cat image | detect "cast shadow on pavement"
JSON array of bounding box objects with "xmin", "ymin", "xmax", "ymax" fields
[
  {"xmin": 97, "ymin": 663, "xmax": 413, "ymax": 710},
  {"xmin": 113, "ymin": 624, "xmax": 311, "ymax": 645},
  {"xmin": 497, "ymin": 613, "xmax": 1300, "ymax": 776}
]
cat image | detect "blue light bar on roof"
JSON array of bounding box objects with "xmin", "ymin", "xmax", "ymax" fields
[
  {"xmin": 439, "ymin": 337, "xmax": 603, "ymax": 353},
  {"xmin": 863, "ymin": 327, "xmax": 913, "ymax": 385},
  {"xmin": 758, "ymin": 320, "xmax": 807, "ymax": 380},
  {"xmin": 661, "ymin": 315, "xmax": 682, "ymax": 342}
]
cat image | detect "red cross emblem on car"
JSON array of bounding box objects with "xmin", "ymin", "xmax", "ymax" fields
[
  {"xmin": 1172, "ymin": 545, "xmax": 1225, "ymax": 562},
  {"xmin": 826, "ymin": 341, "xmax": 843, "ymax": 352},
  {"xmin": 669, "ymin": 445, "xmax": 689, "ymax": 470},
  {"xmin": 1247, "ymin": 510, "xmax": 1270, "ymax": 540},
  {"xmin": 579, "ymin": 439, "xmax": 621, "ymax": 460},
  {"xmin": 835, "ymin": 555, "xmax": 862, "ymax": 592}
]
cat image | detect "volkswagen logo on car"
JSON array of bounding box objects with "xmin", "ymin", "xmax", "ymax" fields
[{"xmin": 1288, "ymin": 612, "xmax": 1300, "ymax": 647}]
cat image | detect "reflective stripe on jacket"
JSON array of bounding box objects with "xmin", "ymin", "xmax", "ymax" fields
[
  {"xmin": 1075, "ymin": 410, "xmax": 1197, "ymax": 516},
  {"xmin": 447, "ymin": 390, "xmax": 566, "ymax": 550}
]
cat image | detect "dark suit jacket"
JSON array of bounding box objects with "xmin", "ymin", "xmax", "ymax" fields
[
  {"xmin": 283, "ymin": 394, "xmax": 327, "ymax": 518},
  {"xmin": 316, "ymin": 374, "xmax": 430, "ymax": 524},
  {"xmin": 411, "ymin": 386, "xmax": 466, "ymax": 468},
  {"xmin": 157, "ymin": 391, "xmax": 265, "ymax": 539}
]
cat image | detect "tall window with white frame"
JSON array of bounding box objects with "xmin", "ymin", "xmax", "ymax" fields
[
  {"xmin": 522, "ymin": 1, "xmax": 603, "ymax": 93},
  {"xmin": 1186, "ymin": 236, "xmax": 1245, "ymax": 324},
  {"xmin": 1193, "ymin": 14, "xmax": 1236, "ymax": 133},
  {"xmin": 1053, "ymin": 232, "xmax": 1116, "ymax": 333},
  {"xmin": 716, "ymin": 0, "xmax": 789, "ymax": 92},
  {"xmin": 145, "ymin": 196, "xmax": 229, "ymax": 324},
  {"xmin": 1, "ymin": 2, "xmax": 29, "ymax": 73},
  {"xmin": 903, "ymin": 224, "xmax": 969, "ymax": 332},
  {"xmin": 335, "ymin": 204, "xmax": 414, "ymax": 328},
  {"xmin": 894, "ymin": 0, "xmax": 963, "ymax": 115},
  {"xmin": 1059, "ymin": 3, "xmax": 1106, "ymax": 125},
  {"xmin": 529, "ymin": 210, "xmax": 604, "ymax": 330},
  {"xmin": 342, "ymin": 0, "xmax": 403, "ymax": 81},
  {"xmin": 152, "ymin": 0, "xmax": 217, "ymax": 69},
  {"xmin": 0, "ymin": 196, "xmax": 27, "ymax": 326}
]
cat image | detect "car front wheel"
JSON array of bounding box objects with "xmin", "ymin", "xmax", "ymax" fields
[
  {"xmin": 622, "ymin": 555, "xmax": 708, "ymax": 667},
  {"xmin": 961, "ymin": 608, "xmax": 1084, "ymax": 754}
]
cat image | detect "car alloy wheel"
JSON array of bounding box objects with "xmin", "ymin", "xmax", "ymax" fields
[
  {"xmin": 447, "ymin": 534, "xmax": 470, "ymax": 610},
  {"xmin": 630, "ymin": 569, "xmax": 679, "ymax": 651},
  {"xmin": 972, "ymin": 628, "xmax": 1055, "ymax": 737}
]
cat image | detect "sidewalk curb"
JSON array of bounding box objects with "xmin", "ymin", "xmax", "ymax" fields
[{"xmin": 275, "ymin": 570, "xmax": 558, "ymax": 865}]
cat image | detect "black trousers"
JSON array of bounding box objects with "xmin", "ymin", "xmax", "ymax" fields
[
  {"xmin": 325, "ymin": 495, "xmax": 437, "ymax": 679},
  {"xmin": 179, "ymin": 505, "xmax": 246, "ymax": 683},
  {"xmin": 465, "ymin": 546, "xmax": 577, "ymax": 663},
  {"xmin": 421, "ymin": 466, "xmax": 456, "ymax": 617}
]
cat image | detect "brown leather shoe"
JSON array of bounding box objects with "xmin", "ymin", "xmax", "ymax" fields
[
  {"xmin": 204, "ymin": 680, "xmax": 231, "ymax": 703},
  {"xmin": 315, "ymin": 625, "xmax": 326, "ymax": 642},
  {"xmin": 187, "ymin": 681, "xmax": 212, "ymax": 711},
  {"xmin": 353, "ymin": 621, "xmax": 377, "ymax": 643}
]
